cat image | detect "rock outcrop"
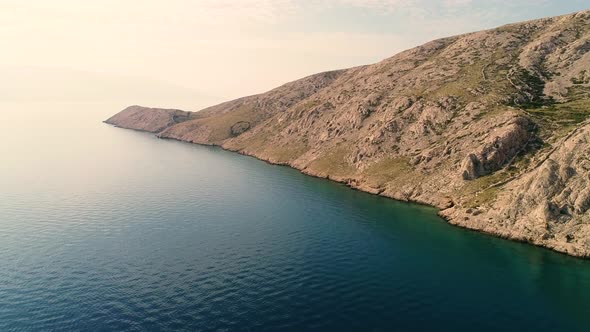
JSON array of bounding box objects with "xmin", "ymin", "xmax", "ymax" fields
[
  {"xmin": 461, "ymin": 117, "xmax": 534, "ymax": 180},
  {"xmin": 105, "ymin": 10, "xmax": 590, "ymax": 257},
  {"xmin": 230, "ymin": 121, "xmax": 251, "ymax": 136}
]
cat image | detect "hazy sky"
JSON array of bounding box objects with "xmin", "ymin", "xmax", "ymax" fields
[{"xmin": 1, "ymin": 0, "xmax": 589, "ymax": 105}]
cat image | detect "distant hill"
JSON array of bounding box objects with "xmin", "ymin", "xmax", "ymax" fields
[{"xmin": 0, "ymin": 66, "xmax": 216, "ymax": 109}]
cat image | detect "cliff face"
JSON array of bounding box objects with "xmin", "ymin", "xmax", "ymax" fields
[{"xmin": 106, "ymin": 10, "xmax": 590, "ymax": 257}]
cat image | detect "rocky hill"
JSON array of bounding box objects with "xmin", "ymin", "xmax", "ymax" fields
[{"xmin": 106, "ymin": 10, "xmax": 590, "ymax": 257}]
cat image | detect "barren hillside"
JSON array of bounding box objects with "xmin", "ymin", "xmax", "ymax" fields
[{"xmin": 106, "ymin": 9, "xmax": 590, "ymax": 257}]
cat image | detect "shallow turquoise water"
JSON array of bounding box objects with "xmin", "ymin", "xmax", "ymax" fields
[{"xmin": 1, "ymin": 102, "xmax": 590, "ymax": 331}]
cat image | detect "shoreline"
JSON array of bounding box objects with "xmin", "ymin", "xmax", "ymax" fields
[{"xmin": 106, "ymin": 122, "xmax": 590, "ymax": 260}]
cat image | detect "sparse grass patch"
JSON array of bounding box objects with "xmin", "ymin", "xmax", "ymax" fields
[
  {"xmin": 526, "ymin": 96, "xmax": 590, "ymax": 127},
  {"xmin": 361, "ymin": 157, "xmax": 413, "ymax": 186},
  {"xmin": 459, "ymin": 171, "xmax": 511, "ymax": 208},
  {"xmin": 296, "ymin": 99, "xmax": 321, "ymax": 111},
  {"xmin": 430, "ymin": 62, "xmax": 485, "ymax": 101},
  {"xmin": 464, "ymin": 186, "xmax": 501, "ymax": 209},
  {"xmin": 429, "ymin": 50, "xmax": 516, "ymax": 106},
  {"xmin": 308, "ymin": 146, "xmax": 355, "ymax": 177},
  {"xmin": 201, "ymin": 105, "xmax": 259, "ymax": 143},
  {"xmin": 245, "ymin": 131, "xmax": 272, "ymax": 149},
  {"xmin": 512, "ymin": 68, "xmax": 555, "ymax": 109},
  {"xmin": 471, "ymin": 105, "xmax": 507, "ymax": 121},
  {"xmin": 265, "ymin": 142, "xmax": 309, "ymax": 164}
]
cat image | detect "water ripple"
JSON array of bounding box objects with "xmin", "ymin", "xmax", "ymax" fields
[{"xmin": 1, "ymin": 104, "xmax": 590, "ymax": 331}]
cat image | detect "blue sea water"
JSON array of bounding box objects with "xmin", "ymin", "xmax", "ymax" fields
[{"xmin": 1, "ymin": 102, "xmax": 589, "ymax": 331}]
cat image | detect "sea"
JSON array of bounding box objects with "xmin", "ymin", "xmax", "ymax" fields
[{"xmin": 1, "ymin": 102, "xmax": 589, "ymax": 331}]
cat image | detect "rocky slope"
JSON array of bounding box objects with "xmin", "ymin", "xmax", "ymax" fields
[{"xmin": 105, "ymin": 10, "xmax": 590, "ymax": 257}]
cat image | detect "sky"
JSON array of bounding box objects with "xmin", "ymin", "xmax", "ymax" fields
[{"xmin": 1, "ymin": 0, "xmax": 589, "ymax": 108}]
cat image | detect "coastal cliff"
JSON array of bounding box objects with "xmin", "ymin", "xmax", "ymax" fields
[{"xmin": 106, "ymin": 10, "xmax": 590, "ymax": 257}]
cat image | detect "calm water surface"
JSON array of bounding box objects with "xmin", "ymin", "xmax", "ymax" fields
[{"xmin": 1, "ymin": 102, "xmax": 590, "ymax": 331}]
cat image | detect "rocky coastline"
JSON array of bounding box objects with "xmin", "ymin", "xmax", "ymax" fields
[{"xmin": 106, "ymin": 9, "xmax": 590, "ymax": 258}]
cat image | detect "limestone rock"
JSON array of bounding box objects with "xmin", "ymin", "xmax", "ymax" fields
[
  {"xmin": 230, "ymin": 121, "xmax": 251, "ymax": 136},
  {"xmin": 461, "ymin": 117, "xmax": 534, "ymax": 180}
]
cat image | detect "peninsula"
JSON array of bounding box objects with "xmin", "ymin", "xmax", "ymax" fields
[{"xmin": 107, "ymin": 10, "xmax": 590, "ymax": 257}]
